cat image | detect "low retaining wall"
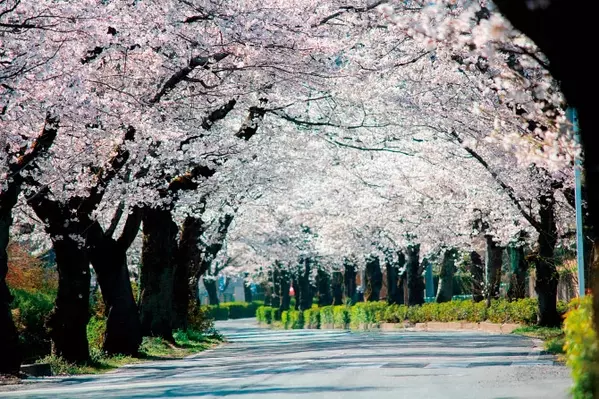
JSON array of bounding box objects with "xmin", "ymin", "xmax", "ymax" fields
[
  {"xmin": 260, "ymin": 320, "xmax": 520, "ymax": 334},
  {"xmin": 380, "ymin": 321, "xmax": 520, "ymax": 334}
]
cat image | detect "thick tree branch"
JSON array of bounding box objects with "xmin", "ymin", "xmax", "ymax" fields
[
  {"xmin": 149, "ymin": 52, "xmax": 229, "ymax": 104},
  {"xmin": 117, "ymin": 206, "xmax": 143, "ymax": 249},
  {"xmin": 449, "ymin": 129, "xmax": 541, "ymax": 231},
  {"xmin": 105, "ymin": 200, "xmax": 125, "ymax": 239}
]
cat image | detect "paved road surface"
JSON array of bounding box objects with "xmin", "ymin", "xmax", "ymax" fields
[{"xmin": 1, "ymin": 319, "xmax": 571, "ymax": 398}]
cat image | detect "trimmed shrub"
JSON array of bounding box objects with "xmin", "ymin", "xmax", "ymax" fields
[
  {"xmin": 333, "ymin": 305, "xmax": 351, "ymax": 328},
  {"xmin": 382, "ymin": 304, "xmax": 408, "ymax": 323},
  {"xmin": 308, "ymin": 307, "xmax": 320, "ymax": 329},
  {"xmin": 256, "ymin": 306, "xmax": 274, "ymax": 324},
  {"xmin": 288, "ymin": 310, "xmax": 304, "ymax": 329},
  {"xmin": 281, "ymin": 310, "xmax": 290, "ymax": 329},
  {"xmin": 270, "ymin": 307, "xmax": 281, "ymax": 322},
  {"xmin": 205, "ymin": 305, "xmax": 229, "ymax": 321},
  {"xmin": 564, "ymin": 296, "xmax": 597, "ymax": 399},
  {"xmin": 350, "ymin": 301, "xmax": 387, "ymax": 328},
  {"xmin": 320, "ymin": 306, "xmax": 334, "ymax": 325}
]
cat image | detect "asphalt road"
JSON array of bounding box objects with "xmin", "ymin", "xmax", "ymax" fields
[{"xmin": 1, "ymin": 318, "xmax": 571, "ymax": 399}]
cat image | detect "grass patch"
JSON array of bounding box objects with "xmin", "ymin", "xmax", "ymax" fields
[
  {"xmin": 37, "ymin": 329, "xmax": 221, "ymax": 376},
  {"xmin": 512, "ymin": 326, "xmax": 565, "ymax": 356}
]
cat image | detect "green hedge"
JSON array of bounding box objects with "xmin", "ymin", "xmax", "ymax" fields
[
  {"xmin": 256, "ymin": 305, "xmax": 281, "ymax": 324},
  {"xmin": 257, "ymin": 298, "xmax": 568, "ymax": 330},
  {"xmin": 10, "ymin": 289, "xmax": 55, "ymax": 362},
  {"xmin": 564, "ymin": 296, "xmax": 597, "ymax": 399},
  {"xmin": 205, "ymin": 301, "xmax": 264, "ymax": 321}
]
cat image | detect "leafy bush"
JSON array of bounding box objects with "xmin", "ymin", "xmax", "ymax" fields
[
  {"xmin": 320, "ymin": 306, "xmax": 334, "ymax": 325},
  {"xmin": 188, "ymin": 304, "xmax": 216, "ymax": 332},
  {"xmin": 333, "ymin": 305, "xmax": 351, "ymax": 328},
  {"xmin": 305, "ymin": 307, "xmax": 320, "ymax": 329},
  {"xmin": 288, "ymin": 310, "xmax": 304, "ymax": 329},
  {"xmin": 87, "ymin": 315, "xmax": 107, "ymax": 354},
  {"xmin": 256, "ymin": 306, "xmax": 273, "ymax": 324},
  {"xmin": 382, "ymin": 304, "xmax": 408, "ymax": 323},
  {"xmin": 281, "ymin": 310, "xmax": 290, "ymax": 329},
  {"xmin": 6, "ymin": 242, "xmax": 57, "ymax": 292},
  {"xmin": 219, "ymin": 301, "xmax": 263, "ymax": 319},
  {"xmin": 270, "ymin": 307, "xmax": 281, "ymax": 322},
  {"xmin": 10, "ymin": 288, "xmax": 55, "ymax": 362},
  {"xmin": 350, "ymin": 301, "xmax": 387, "ymax": 328},
  {"xmin": 564, "ymin": 296, "xmax": 597, "ymax": 399},
  {"xmin": 204, "ymin": 305, "xmax": 229, "ymax": 321}
]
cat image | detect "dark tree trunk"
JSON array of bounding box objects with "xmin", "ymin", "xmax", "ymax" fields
[
  {"xmin": 279, "ymin": 269, "xmax": 291, "ymax": 312},
  {"xmin": 29, "ymin": 195, "xmax": 93, "ymax": 363},
  {"xmin": 291, "ymin": 278, "xmax": 301, "ymax": 310},
  {"xmin": 90, "ymin": 240, "xmax": 141, "ymax": 355},
  {"xmin": 48, "ymin": 237, "xmax": 91, "ymax": 363},
  {"xmin": 386, "ymin": 251, "xmax": 406, "ymax": 305},
  {"xmin": 297, "ymin": 259, "xmax": 312, "ymax": 310},
  {"xmin": 406, "ymin": 244, "xmax": 424, "ymax": 306},
  {"xmin": 485, "ymin": 236, "xmax": 503, "ymax": 307},
  {"xmin": 263, "ymin": 282, "xmax": 272, "ymax": 307},
  {"xmin": 343, "ymin": 260, "xmax": 357, "ymax": 304},
  {"xmin": 436, "ymin": 248, "xmax": 457, "ymax": 303},
  {"xmin": 331, "ymin": 271, "xmax": 344, "ymax": 305},
  {"xmin": 0, "ymin": 114, "xmax": 57, "ymax": 373},
  {"xmin": 172, "ymin": 217, "xmax": 202, "ymax": 331},
  {"xmin": 203, "ymin": 278, "xmax": 219, "ymax": 306},
  {"xmin": 507, "ymin": 245, "xmax": 528, "ymax": 300},
  {"xmin": 316, "ymin": 269, "xmax": 332, "ymax": 306},
  {"xmin": 88, "ymin": 211, "xmax": 142, "ymax": 356},
  {"xmin": 535, "ymin": 194, "xmax": 560, "ymax": 327},
  {"xmin": 364, "ymin": 255, "xmax": 383, "ymax": 302},
  {"xmin": 270, "ymin": 266, "xmax": 281, "ymax": 309},
  {"xmin": 469, "ymin": 251, "xmax": 485, "ymax": 303},
  {"xmin": 243, "ymin": 275, "xmax": 253, "ymax": 303},
  {"xmin": 0, "ymin": 213, "xmax": 20, "ymax": 375},
  {"xmin": 139, "ymin": 208, "xmax": 178, "ymax": 340}
]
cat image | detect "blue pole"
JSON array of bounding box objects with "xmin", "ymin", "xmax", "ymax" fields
[
  {"xmin": 567, "ymin": 107, "xmax": 585, "ymax": 297},
  {"xmin": 424, "ymin": 258, "xmax": 434, "ymax": 298}
]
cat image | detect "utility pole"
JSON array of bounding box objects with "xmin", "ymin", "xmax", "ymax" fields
[{"xmin": 567, "ymin": 107, "xmax": 585, "ymax": 297}]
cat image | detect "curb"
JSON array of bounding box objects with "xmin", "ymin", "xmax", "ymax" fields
[{"xmin": 380, "ymin": 321, "xmax": 521, "ymax": 334}]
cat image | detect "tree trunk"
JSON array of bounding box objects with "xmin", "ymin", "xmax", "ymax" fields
[
  {"xmin": 297, "ymin": 259, "xmax": 312, "ymax": 310},
  {"xmin": 172, "ymin": 217, "xmax": 202, "ymax": 331},
  {"xmin": 263, "ymin": 282, "xmax": 272, "ymax": 307},
  {"xmin": 436, "ymin": 248, "xmax": 457, "ymax": 303},
  {"xmin": 535, "ymin": 194, "xmax": 560, "ymax": 327},
  {"xmin": 270, "ymin": 266, "xmax": 281, "ymax": 309},
  {"xmin": 139, "ymin": 208, "xmax": 178, "ymax": 340},
  {"xmin": 243, "ymin": 275, "xmax": 253, "ymax": 303},
  {"xmin": 386, "ymin": 251, "xmax": 406, "ymax": 305},
  {"xmin": 485, "ymin": 236, "xmax": 503, "ymax": 307},
  {"xmin": 48, "ymin": 237, "xmax": 91, "ymax": 363},
  {"xmin": 316, "ymin": 269, "xmax": 332, "ymax": 306},
  {"xmin": 0, "ymin": 113, "xmax": 58, "ymax": 373},
  {"xmin": 203, "ymin": 278, "xmax": 219, "ymax": 306},
  {"xmin": 291, "ymin": 279, "xmax": 299, "ymax": 310},
  {"xmin": 343, "ymin": 260, "xmax": 357, "ymax": 304},
  {"xmin": 279, "ymin": 269, "xmax": 291, "ymax": 312},
  {"xmin": 469, "ymin": 251, "xmax": 485, "ymax": 302},
  {"xmin": 0, "ymin": 213, "xmax": 20, "ymax": 374},
  {"xmin": 507, "ymin": 245, "xmax": 528, "ymax": 300},
  {"xmin": 364, "ymin": 255, "xmax": 383, "ymax": 302},
  {"xmin": 88, "ymin": 224, "xmax": 142, "ymax": 356},
  {"xmin": 332, "ymin": 271, "xmax": 344, "ymax": 305},
  {"xmin": 406, "ymin": 244, "xmax": 424, "ymax": 306}
]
